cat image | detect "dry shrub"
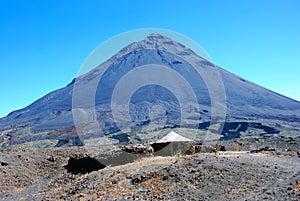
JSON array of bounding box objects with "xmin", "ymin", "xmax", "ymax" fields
[
  {"xmin": 295, "ymin": 181, "xmax": 300, "ymax": 190},
  {"xmin": 212, "ymin": 144, "xmax": 220, "ymax": 153},
  {"xmin": 233, "ymin": 146, "xmax": 241, "ymax": 151}
]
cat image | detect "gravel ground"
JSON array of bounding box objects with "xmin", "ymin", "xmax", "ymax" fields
[{"xmin": 0, "ymin": 142, "xmax": 299, "ymax": 201}]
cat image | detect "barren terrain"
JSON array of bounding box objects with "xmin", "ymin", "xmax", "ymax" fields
[{"xmin": 1, "ymin": 139, "xmax": 300, "ymax": 201}]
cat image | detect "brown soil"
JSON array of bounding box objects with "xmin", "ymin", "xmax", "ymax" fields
[{"xmin": 0, "ymin": 145, "xmax": 299, "ymax": 200}]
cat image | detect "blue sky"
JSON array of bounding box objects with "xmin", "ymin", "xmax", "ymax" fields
[{"xmin": 0, "ymin": 0, "xmax": 299, "ymax": 118}]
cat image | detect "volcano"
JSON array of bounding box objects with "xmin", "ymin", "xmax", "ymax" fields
[{"xmin": 1, "ymin": 34, "xmax": 300, "ymax": 148}]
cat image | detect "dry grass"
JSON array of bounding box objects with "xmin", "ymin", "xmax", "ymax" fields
[
  {"xmin": 137, "ymin": 172, "xmax": 177, "ymax": 199},
  {"xmin": 12, "ymin": 187, "xmax": 24, "ymax": 193},
  {"xmin": 95, "ymin": 157, "xmax": 177, "ymax": 199},
  {"xmin": 81, "ymin": 171, "xmax": 177, "ymax": 200}
]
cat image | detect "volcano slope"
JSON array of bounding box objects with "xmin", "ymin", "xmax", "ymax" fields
[{"xmin": 0, "ymin": 34, "xmax": 300, "ymax": 148}]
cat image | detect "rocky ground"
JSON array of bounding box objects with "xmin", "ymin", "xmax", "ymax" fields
[{"xmin": 0, "ymin": 139, "xmax": 300, "ymax": 201}]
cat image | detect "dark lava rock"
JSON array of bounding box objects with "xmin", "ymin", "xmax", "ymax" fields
[{"xmin": 64, "ymin": 156, "xmax": 106, "ymax": 174}]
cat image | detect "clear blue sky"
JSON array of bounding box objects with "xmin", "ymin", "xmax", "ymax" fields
[{"xmin": 0, "ymin": 0, "xmax": 299, "ymax": 118}]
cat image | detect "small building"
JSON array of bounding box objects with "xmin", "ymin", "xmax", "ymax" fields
[{"xmin": 151, "ymin": 131, "xmax": 193, "ymax": 156}]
